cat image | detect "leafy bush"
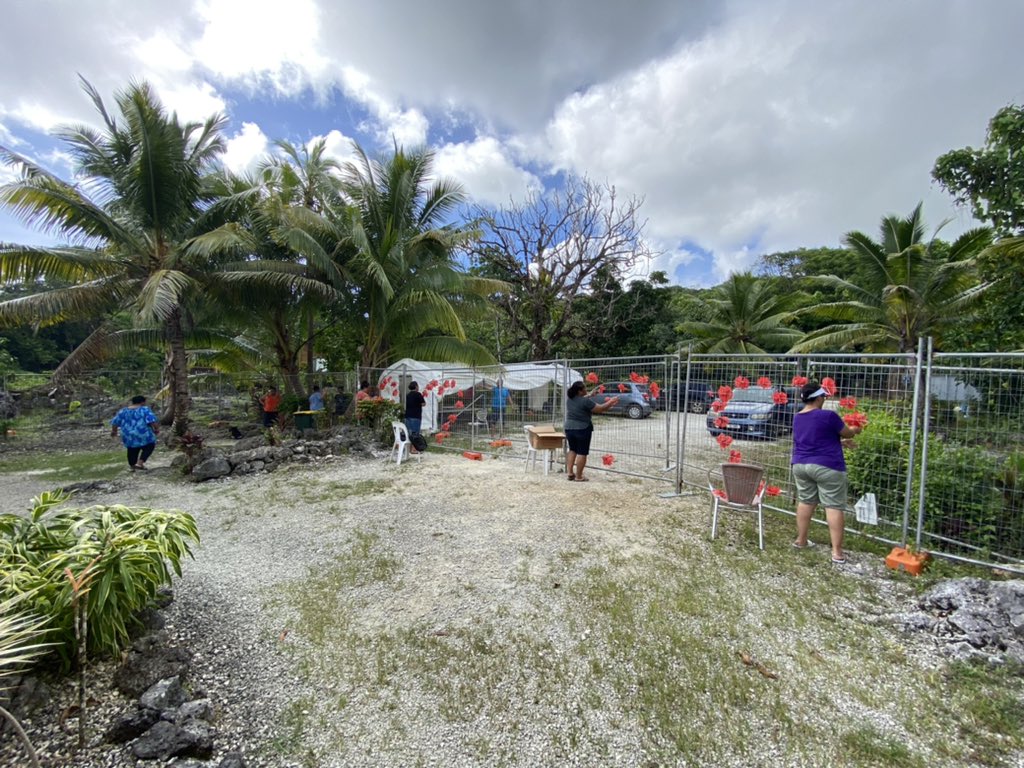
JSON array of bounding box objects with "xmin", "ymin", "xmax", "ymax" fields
[
  {"xmin": 0, "ymin": 490, "xmax": 199, "ymax": 669},
  {"xmin": 355, "ymin": 397, "xmax": 404, "ymax": 444},
  {"xmin": 846, "ymin": 410, "xmax": 912, "ymax": 526},
  {"xmin": 921, "ymin": 440, "xmax": 1003, "ymax": 554}
]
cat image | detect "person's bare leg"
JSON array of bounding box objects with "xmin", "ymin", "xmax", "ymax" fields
[
  {"xmin": 575, "ymin": 455, "xmax": 589, "ymax": 480},
  {"xmin": 825, "ymin": 507, "xmax": 845, "ymax": 560},
  {"xmin": 795, "ymin": 502, "xmax": 816, "ymax": 547},
  {"xmin": 566, "ymin": 451, "xmax": 577, "ymax": 479}
]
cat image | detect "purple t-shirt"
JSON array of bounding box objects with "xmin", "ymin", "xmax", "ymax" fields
[{"xmin": 791, "ymin": 409, "xmax": 847, "ymax": 471}]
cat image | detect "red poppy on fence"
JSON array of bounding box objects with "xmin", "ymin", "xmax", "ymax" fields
[
  {"xmin": 728, "ymin": 450, "xmax": 743, "ymax": 463},
  {"xmin": 586, "ymin": 371, "xmax": 600, "ymax": 384},
  {"xmin": 629, "ymin": 372, "xmax": 649, "ymax": 384},
  {"xmin": 718, "ymin": 385, "xmax": 733, "ymax": 402},
  {"xmin": 649, "ymin": 381, "xmax": 661, "ymax": 399},
  {"xmin": 839, "ymin": 396, "xmax": 857, "ymax": 409},
  {"xmin": 843, "ymin": 412, "xmax": 869, "ymax": 428},
  {"xmin": 457, "ymin": 390, "xmax": 464, "ymax": 398},
  {"xmin": 757, "ymin": 376, "xmax": 773, "ymax": 389},
  {"xmin": 772, "ymin": 391, "xmax": 789, "ymax": 405},
  {"xmin": 714, "ymin": 416, "xmax": 730, "ymax": 429},
  {"xmin": 435, "ymin": 432, "xmax": 446, "ymax": 443},
  {"xmin": 618, "ymin": 383, "xmax": 629, "ymax": 392},
  {"xmin": 821, "ymin": 377, "xmax": 837, "ymax": 396},
  {"xmin": 597, "ymin": 384, "xmax": 606, "ymax": 393},
  {"xmin": 766, "ymin": 485, "xmax": 781, "ymax": 496},
  {"xmin": 602, "ymin": 454, "xmax": 615, "ymax": 466},
  {"xmin": 734, "ymin": 376, "xmax": 750, "ymax": 389},
  {"xmin": 711, "ymin": 400, "xmax": 724, "ymax": 413},
  {"xmin": 712, "ymin": 488, "xmax": 728, "ymax": 499},
  {"xmin": 448, "ymin": 379, "xmax": 456, "ymax": 388},
  {"xmin": 455, "ymin": 400, "xmax": 465, "ymax": 409},
  {"xmin": 716, "ymin": 433, "xmax": 734, "ymax": 448},
  {"xmin": 792, "ymin": 375, "xmax": 808, "ymax": 387},
  {"xmin": 447, "ymin": 414, "xmax": 458, "ymax": 423}
]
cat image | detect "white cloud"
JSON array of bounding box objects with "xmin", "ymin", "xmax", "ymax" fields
[
  {"xmin": 434, "ymin": 137, "xmax": 540, "ymax": 207},
  {"xmin": 318, "ymin": 129, "xmax": 358, "ymax": 167},
  {"xmin": 223, "ymin": 122, "xmax": 270, "ymax": 174}
]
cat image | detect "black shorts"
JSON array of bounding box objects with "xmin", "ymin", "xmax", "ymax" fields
[{"xmin": 564, "ymin": 427, "xmax": 593, "ymax": 456}]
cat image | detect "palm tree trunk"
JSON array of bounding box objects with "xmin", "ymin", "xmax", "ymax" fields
[{"xmin": 165, "ymin": 309, "xmax": 191, "ymax": 435}]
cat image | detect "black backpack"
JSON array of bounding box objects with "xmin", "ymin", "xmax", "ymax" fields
[{"xmin": 410, "ymin": 431, "xmax": 428, "ymax": 452}]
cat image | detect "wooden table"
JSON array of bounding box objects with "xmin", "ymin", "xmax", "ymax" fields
[{"xmin": 525, "ymin": 425, "xmax": 566, "ymax": 475}]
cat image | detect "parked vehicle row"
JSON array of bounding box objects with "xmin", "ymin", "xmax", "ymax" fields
[{"xmin": 706, "ymin": 386, "xmax": 801, "ymax": 439}]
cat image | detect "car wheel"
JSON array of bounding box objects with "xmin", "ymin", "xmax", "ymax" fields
[
  {"xmin": 626, "ymin": 404, "xmax": 644, "ymax": 419},
  {"xmin": 689, "ymin": 400, "xmax": 708, "ymax": 414}
]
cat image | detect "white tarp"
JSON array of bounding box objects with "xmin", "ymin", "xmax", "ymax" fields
[{"xmin": 379, "ymin": 358, "xmax": 582, "ymax": 432}]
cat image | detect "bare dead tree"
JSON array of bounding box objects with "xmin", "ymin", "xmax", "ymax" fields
[{"xmin": 467, "ymin": 176, "xmax": 654, "ymax": 359}]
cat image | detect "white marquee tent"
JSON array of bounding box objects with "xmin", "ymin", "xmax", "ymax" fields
[{"xmin": 379, "ymin": 358, "xmax": 583, "ymax": 433}]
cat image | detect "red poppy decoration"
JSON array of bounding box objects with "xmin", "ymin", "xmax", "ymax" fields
[
  {"xmin": 649, "ymin": 381, "xmax": 661, "ymax": 399},
  {"xmin": 711, "ymin": 400, "xmax": 724, "ymax": 413},
  {"xmin": 447, "ymin": 414, "xmax": 458, "ymax": 423},
  {"xmin": 597, "ymin": 384, "xmax": 606, "ymax": 393},
  {"xmin": 766, "ymin": 485, "xmax": 781, "ymax": 497},
  {"xmin": 728, "ymin": 450, "xmax": 743, "ymax": 464},
  {"xmin": 716, "ymin": 433, "xmax": 734, "ymax": 448},
  {"xmin": 792, "ymin": 375, "xmax": 808, "ymax": 387},
  {"xmin": 712, "ymin": 488, "xmax": 728, "ymax": 499},
  {"xmin": 435, "ymin": 433, "xmax": 446, "ymax": 443},
  {"xmin": 630, "ymin": 371, "xmax": 649, "ymax": 384},
  {"xmin": 757, "ymin": 377, "xmax": 773, "ymax": 389},
  {"xmin": 839, "ymin": 396, "xmax": 857, "ymax": 410},
  {"xmin": 821, "ymin": 377, "xmax": 837, "ymax": 396},
  {"xmin": 714, "ymin": 416, "xmax": 730, "ymax": 429},
  {"xmin": 585, "ymin": 371, "xmax": 600, "ymax": 384},
  {"xmin": 843, "ymin": 412, "xmax": 869, "ymax": 428},
  {"xmin": 618, "ymin": 383, "xmax": 629, "ymax": 392},
  {"xmin": 734, "ymin": 376, "xmax": 750, "ymax": 389},
  {"xmin": 457, "ymin": 390, "xmax": 464, "ymax": 398},
  {"xmin": 717, "ymin": 385, "xmax": 733, "ymax": 403},
  {"xmin": 772, "ymin": 391, "xmax": 789, "ymax": 405},
  {"xmin": 455, "ymin": 400, "xmax": 465, "ymax": 409},
  {"xmin": 602, "ymin": 454, "xmax": 615, "ymax": 466}
]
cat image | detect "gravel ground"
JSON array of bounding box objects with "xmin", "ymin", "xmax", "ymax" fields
[{"xmin": 1, "ymin": 441, "xmax": 1020, "ymax": 767}]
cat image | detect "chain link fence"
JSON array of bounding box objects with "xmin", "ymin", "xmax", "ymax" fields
[{"xmin": 3, "ymin": 344, "xmax": 1023, "ymax": 571}]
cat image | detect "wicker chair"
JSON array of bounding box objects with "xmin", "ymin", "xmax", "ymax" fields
[{"xmin": 708, "ymin": 462, "xmax": 767, "ymax": 550}]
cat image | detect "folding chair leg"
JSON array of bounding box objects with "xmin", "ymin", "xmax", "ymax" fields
[
  {"xmin": 757, "ymin": 507, "xmax": 764, "ymax": 550},
  {"xmin": 710, "ymin": 499, "xmax": 719, "ymax": 540}
]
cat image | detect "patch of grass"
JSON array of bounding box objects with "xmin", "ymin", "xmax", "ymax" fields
[
  {"xmin": 838, "ymin": 725, "xmax": 926, "ymax": 768},
  {"xmin": 297, "ymin": 478, "xmax": 393, "ymax": 504},
  {"xmin": 0, "ymin": 448, "xmax": 126, "ymax": 482}
]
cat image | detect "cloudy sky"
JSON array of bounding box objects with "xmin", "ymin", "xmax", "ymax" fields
[{"xmin": 1, "ymin": 0, "xmax": 1021, "ymax": 286}]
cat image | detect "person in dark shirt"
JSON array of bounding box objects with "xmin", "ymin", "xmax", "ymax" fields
[
  {"xmin": 563, "ymin": 381, "xmax": 619, "ymax": 481},
  {"xmin": 405, "ymin": 381, "xmax": 427, "ymax": 440}
]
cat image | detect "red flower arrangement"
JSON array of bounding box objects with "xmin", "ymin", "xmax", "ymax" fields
[
  {"xmin": 710, "ymin": 400, "xmax": 724, "ymax": 413},
  {"xmin": 734, "ymin": 376, "xmax": 750, "ymax": 389},
  {"xmin": 597, "ymin": 384, "xmax": 606, "ymax": 393},
  {"xmin": 649, "ymin": 381, "xmax": 661, "ymax": 399},
  {"xmin": 712, "ymin": 488, "xmax": 728, "ymax": 499},
  {"xmin": 447, "ymin": 414, "xmax": 458, "ymax": 424},
  {"xmin": 821, "ymin": 377, "xmax": 837, "ymax": 396},
  {"xmin": 757, "ymin": 376, "xmax": 773, "ymax": 389},
  {"xmin": 772, "ymin": 391, "xmax": 789, "ymax": 405},
  {"xmin": 839, "ymin": 396, "xmax": 858, "ymax": 409},
  {"xmin": 766, "ymin": 485, "xmax": 781, "ymax": 496},
  {"xmin": 629, "ymin": 372, "xmax": 649, "ymax": 384},
  {"xmin": 435, "ymin": 432, "xmax": 447, "ymax": 444},
  {"xmin": 728, "ymin": 449, "xmax": 743, "ymax": 464},
  {"xmin": 843, "ymin": 412, "xmax": 869, "ymax": 428},
  {"xmin": 586, "ymin": 371, "xmax": 600, "ymax": 384},
  {"xmin": 617, "ymin": 383, "xmax": 629, "ymax": 392},
  {"xmin": 602, "ymin": 454, "xmax": 615, "ymax": 466},
  {"xmin": 455, "ymin": 400, "xmax": 465, "ymax": 409},
  {"xmin": 792, "ymin": 375, "xmax": 808, "ymax": 387},
  {"xmin": 714, "ymin": 416, "xmax": 730, "ymax": 429},
  {"xmin": 717, "ymin": 385, "xmax": 733, "ymax": 403},
  {"xmin": 457, "ymin": 390, "xmax": 464, "ymax": 398},
  {"xmin": 716, "ymin": 433, "xmax": 734, "ymax": 448}
]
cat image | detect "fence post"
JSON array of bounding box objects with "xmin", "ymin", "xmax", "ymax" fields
[
  {"xmin": 663, "ymin": 355, "xmax": 671, "ymax": 473},
  {"xmin": 900, "ymin": 338, "xmax": 925, "ymax": 547},
  {"xmin": 914, "ymin": 337, "xmax": 935, "ymax": 551},
  {"xmin": 677, "ymin": 346, "xmax": 693, "ymax": 494}
]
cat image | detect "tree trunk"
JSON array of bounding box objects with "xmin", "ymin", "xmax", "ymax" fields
[{"xmin": 165, "ymin": 309, "xmax": 191, "ymax": 436}]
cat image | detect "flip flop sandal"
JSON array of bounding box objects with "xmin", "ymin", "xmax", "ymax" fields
[
  {"xmin": 576, "ymin": 477, "xmax": 590, "ymax": 482},
  {"xmin": 831, "ymin": 557, "xmax": 847, "ymax": 565},
  {"xmin": 567, "ymin": 475, "xmax": 575, "ymax": 481},
  {"xmin": 792, "ymin": 541, "xmax": 815, "ymax": 549}
]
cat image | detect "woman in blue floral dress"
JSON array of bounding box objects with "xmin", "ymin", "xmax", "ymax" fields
[{"xmin": 110, "ymin": 395, "xmax": 160, "ymax": 470}]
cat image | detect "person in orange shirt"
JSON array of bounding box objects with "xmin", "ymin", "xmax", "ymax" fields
[{"xmin": 260, "ymin": 386, "xmax": 282, "ymax": 427}]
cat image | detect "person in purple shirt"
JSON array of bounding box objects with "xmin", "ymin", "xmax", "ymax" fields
[{"xmin": 791, "ymin": 381, "xmax": 863, "ymax": 564}]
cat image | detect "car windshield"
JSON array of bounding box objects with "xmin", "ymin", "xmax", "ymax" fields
[{"xmin": 729, "ymin": 388, "xmax": 779, "ymax": 404}]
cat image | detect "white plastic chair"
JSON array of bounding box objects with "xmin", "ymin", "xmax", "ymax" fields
[
  {"xmin": 523, "ymin": 424, "xmax": 553, "ymax": 475},
  {"xmin": 390, "ymin": 421, "xmax": 421, "ymax": 466},
  {"xmin": 708, "ymin": 463, "xmax": 767, "ymax": 550}
]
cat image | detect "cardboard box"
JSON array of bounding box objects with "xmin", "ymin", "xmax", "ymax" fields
[{"xmin": 526, "ymin": 424, "xmax": 566, "ymax": 451}]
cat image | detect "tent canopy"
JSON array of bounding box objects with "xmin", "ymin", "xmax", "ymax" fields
[{"xmin": 380, "ymin": 359, "xmax": 582, "ymax": 391}]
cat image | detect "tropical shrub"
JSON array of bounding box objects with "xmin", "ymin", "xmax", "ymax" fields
[
  {"xmin": 355, "ymin": 397, "xmax": 404, "ymax": 444},
  {"xmin": 0, "ymin": 490, "xmax": 199, "ymax": 669},
  {"xmin": 846, "ymin": 410, "xmax": 912, "ymax": 528}
]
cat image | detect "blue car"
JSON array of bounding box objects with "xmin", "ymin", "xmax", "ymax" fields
[{"xmin": 706, "ymin": 387, "xmax": 800, "ymax": 440}]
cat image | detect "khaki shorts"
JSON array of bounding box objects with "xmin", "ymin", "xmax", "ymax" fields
[{"xmin": 792, "ymin": 463, "xmax": 848, "ymax": 509}]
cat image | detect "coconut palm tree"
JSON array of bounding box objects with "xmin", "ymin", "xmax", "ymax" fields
[
  {"xmin": 338, "ymin": 142, "xmax": 504, "ymax": 372},
  {"xmin": 0, "ymin": 78, "xmax": 228, "ymax": 432},
  {"xmin": 676, "ymin": 272, "xmax": 803, "ymax": 355},
  {"xmin": 791, "ymin": 204, "xmax": 994, "ymax": 353}
]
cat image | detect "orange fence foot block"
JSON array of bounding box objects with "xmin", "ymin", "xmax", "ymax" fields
[
  {"xmin": 885, "ymin": 547, "xmax": 930, "ymax": 576},
  {"xmin": 462, "ymin": 451, "xmax": 483, "ymax": 461}
]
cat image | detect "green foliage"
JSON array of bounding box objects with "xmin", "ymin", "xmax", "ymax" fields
[
  {"xmin": 933, "ymin": 104, "xmax": 1024, "ymax": 236},
  {"xmin": 355, "ymin": 397, "xmax": 403, "ymax": 443},
  {"xmin": 846, "ymin": 410, "xmax": 912, "ymax": 517},
  {"xmin": 921, "ymin": 441, "xmax": 1003, "ymax": 554},
  {"xmin": 0, "ymin": 490, "xmax": 199, "ymax": 669}
]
